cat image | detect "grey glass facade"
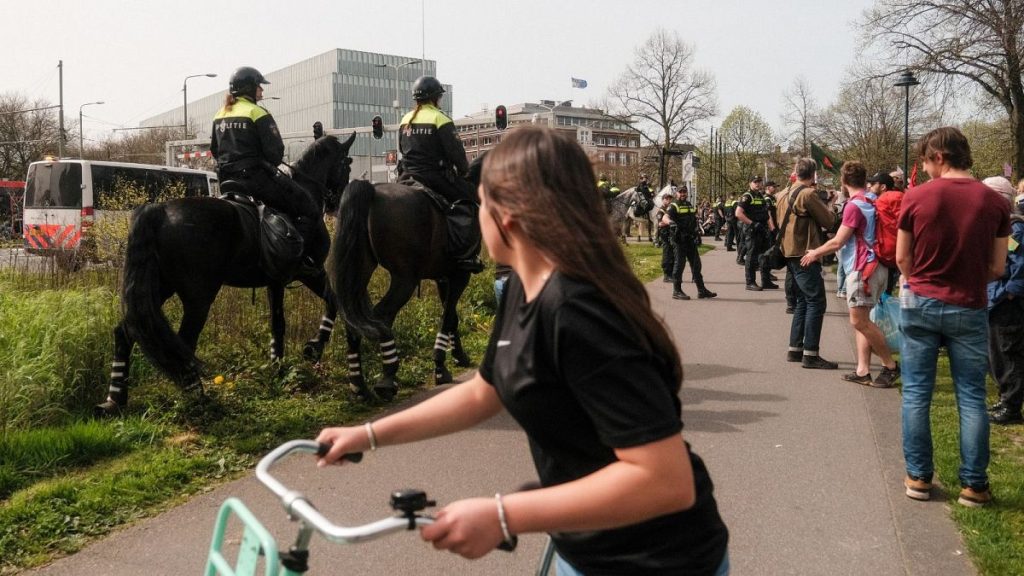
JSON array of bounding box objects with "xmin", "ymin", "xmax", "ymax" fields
[{"xmin": 143, "ymin": 49, "xmax": 452, "ymax": 157}]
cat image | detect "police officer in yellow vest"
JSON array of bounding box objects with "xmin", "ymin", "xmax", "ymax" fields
[
  {"xmin": 210, "ymin": 66, "xmax": 320, "ymax": 265},
  {"xmin": 398, "ymin": 76, "xmax": 482, "ymax": 272},
  {"xmin": 736, "ymin": 175, "xmax": 779, "ymax": 291},
  {"xmin": 724, "ymin": 197, "xmax": 738, "ymax": 250},
  {"xmin": 663, "ymin": 186, "xmax": 716, "ymax": 300}
]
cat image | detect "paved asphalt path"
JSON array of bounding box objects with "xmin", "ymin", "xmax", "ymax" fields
[{"xmin": 29, "ymin": 241, "xmax": 975, "ymax": 576}]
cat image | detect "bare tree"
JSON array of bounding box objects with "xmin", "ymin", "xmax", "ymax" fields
[
  {"xmin": 608, "ymin": 28, "xmax": 717, "ymax": 186},
  {"xmin": 0, "ymin": 93, "xmax": 61, "ymax": 181},
  {"xmin": 813, "ymin": 77, "xmax": 940, "ymax": 172},
  {"xmin": 781, "ymin": 76, "xmax": 817, "ymax": 156},
  {"xmin": 720, "ymin": 106, "xmax": 776, "ymax": 188},
  {"xmin": 90, "ymin": 127, "xmax": 180, "ymax": 165},
  {"xmin": 863, "ymin": 0, "xmax": 1024, "ymax": 177}
]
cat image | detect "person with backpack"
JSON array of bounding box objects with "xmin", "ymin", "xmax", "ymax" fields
[
  {"xmin": 801, "ymin": 161, "xmax": 900, "ymax": 388},
  {"xmin": 869, "ymin": 172, "xmax": 902, "ymax": 295}
]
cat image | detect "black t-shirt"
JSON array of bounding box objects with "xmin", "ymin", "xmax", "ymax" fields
[{"xmin": 480, "ymin": 272, "xmax": 728, "ymax": 575}]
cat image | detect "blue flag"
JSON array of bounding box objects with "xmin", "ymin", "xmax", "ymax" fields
[{"xmin": 571, "ymin": 77, "xmax": 588, "ymax": 89}]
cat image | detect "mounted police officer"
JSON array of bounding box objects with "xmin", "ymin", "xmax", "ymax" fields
[
  {"xmin": 597, "ymin": 173, "xmax": 611, "ymax": 199},
  {"xmin": 397, "ymin": 75, "xmax": 482, "ymax": 272},
  {"xmin": 210, "ymin": 66, "xmax": 321, "ymax": 271},
  {"xmin": 663, "ymin": 186, "xmax": 717, "ymax": 300},
  {"xmin": 735, "ymin": 175, "xmax": 778, "ymax": 291},
  {"xmin": 312, "ymin": 121, "xmax": 324, "ymax": 140}
]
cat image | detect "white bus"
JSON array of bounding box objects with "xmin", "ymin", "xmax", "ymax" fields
[{"xmin": 22, "ymin": 159, "xmax": 218, "ymax": 255}]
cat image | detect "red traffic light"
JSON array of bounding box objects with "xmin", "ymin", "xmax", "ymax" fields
[{"xmin": 495, "ymin": 105, "xmax": 508, "ymax": 131}]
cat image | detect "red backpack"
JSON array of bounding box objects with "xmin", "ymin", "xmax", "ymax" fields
[{"xmin": 873, "ymin": 191, "xmax": 902, "ymax": 268}]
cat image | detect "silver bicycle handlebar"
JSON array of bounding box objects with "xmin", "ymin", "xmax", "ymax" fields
[{"xmin": 255, "ymin": 439, "xmax": 435, "ymax": 544}]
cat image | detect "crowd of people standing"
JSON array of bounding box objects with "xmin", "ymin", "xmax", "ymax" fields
[{"xmin": 695, "ymin": 127, "xmax": 1023, "ymax": 509}]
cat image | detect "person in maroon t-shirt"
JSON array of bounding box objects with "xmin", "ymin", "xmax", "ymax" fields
[{"xmin": 896, "ymin": 127, "xmax": 1010, "ymax": 508}]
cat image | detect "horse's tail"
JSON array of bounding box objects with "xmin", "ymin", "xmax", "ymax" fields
[
  {"xmin": 333, "ymin": 180, "xmax": 387, "ymax": 339},
  {"xmin": 121, "ymin": 204, "xmax": 200, "ymax": 387}
]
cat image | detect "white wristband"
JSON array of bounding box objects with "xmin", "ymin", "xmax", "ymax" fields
[
  {"xmin": 494, "ymin": 493, "xmax": 513, "ymax": 543},
  {"xmin": 364, "ymin": 422, "xmax": 378, "ymax": 451}
]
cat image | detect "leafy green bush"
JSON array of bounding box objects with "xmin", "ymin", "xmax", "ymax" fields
[{"xmin": 82, "ymin": 177, "xmax": 187, "ymax": 267}]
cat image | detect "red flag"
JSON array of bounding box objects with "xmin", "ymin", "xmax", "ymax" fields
[{"xmin": 909, "ymin": 163, "xmax": 918, "ymax": 188}]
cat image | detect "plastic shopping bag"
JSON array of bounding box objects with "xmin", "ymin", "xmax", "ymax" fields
[{"xmin": 870, "ymin": 292, "xmax": 902, "ymax": 352}]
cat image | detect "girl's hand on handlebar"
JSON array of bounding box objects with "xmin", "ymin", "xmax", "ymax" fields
[
  {"xmin": 419, "ymin": 498, "xmax": 505, "ymax": 559},
  {"xmin": 315, "ymin": 427, "xmax": 367, "ymax": 467}
]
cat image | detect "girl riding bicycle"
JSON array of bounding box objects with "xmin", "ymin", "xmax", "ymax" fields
[{"xmin": 317, "ymin": 126, "xmax": 730, "ymax": 575}]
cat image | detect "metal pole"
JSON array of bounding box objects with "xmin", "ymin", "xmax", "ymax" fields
[
  {"xmin": 183, "ymin": 80, "xmax": 188, "ymax": 139},
  {"xmin": 58, "ymin": 60, "xmax": 65, "ymax": 157},
  {"xmin": 79, "ymin": 107, "xmax": 84, "ymax": 158},
  {"xmin": 903, "ymin": 85, "xmax": 910, "ymax": 177},
  {"xmin": 709, "ymin": 127, "xmax": 715, "ymax": 199}
]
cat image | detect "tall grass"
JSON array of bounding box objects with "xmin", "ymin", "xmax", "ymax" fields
[{"xmin": 0, "ymin": 280, "xmax": 119, "ymax": 433}]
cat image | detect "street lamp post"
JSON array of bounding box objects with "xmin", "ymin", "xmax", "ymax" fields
[
  {"xmin": 375, "ymin": 59, "xmax": 422, "ymax": 126},
  {"xmin": 375, "ymin": 59, "xmax": 421, "ymax": 178},
  {"xmin": 894, "ymin": 70, "xmax": 920, "ymax": 179},
  {"xmin": 183, "ymin": 73, "xmax": 218, "ymax": 139},
  {"xmin": 78, "ymin": 101, "xmax": 104, "ymax": 158}
]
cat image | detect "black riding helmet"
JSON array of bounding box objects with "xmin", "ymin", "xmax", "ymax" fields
[
  {"xmin": 229, "ymin": 66, "xmax": 270, "ymax": 99},
  {"xmin": 412, "ymin": 76, "xmax": 445, "ymax": 102}
]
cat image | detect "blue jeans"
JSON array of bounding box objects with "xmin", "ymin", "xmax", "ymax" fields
[
  {"xmin": 900, "ymin": 295, "xmax": 990, "ymax": 488},
  {"xmin": 556, "ymin": 550, "xmax": 730, "ymax": 576},
  {"xmin": 494, "ymin": 276, "xmax": 508, "ymax": 304},
  {"xmin": 787, "ymin": 259, "xmax": 827, "ymax": 353}
]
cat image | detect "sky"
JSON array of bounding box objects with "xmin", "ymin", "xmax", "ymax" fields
[{"xmin": 4, "ymin": 0, "xmax": 876, "ymax": 145}]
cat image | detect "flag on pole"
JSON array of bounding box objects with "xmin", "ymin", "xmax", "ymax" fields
[
  {"xmin": 909, "ymin": 163, "xmax": 918, "ymax": 188},
  {"xmin": 810, "ymin": 142, "xmax": 843, "ymax": 175},
  {"xmin": 571, "ymin": 77, "xmax": 588, "ymax": 89}
]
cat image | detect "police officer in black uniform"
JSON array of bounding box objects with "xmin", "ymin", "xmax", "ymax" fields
[
  {"xmin": 655, "ymin": 193, "xmax": 674, "ymax": 281},
  {"xmin": 724, "ymin": 196, "xmax": 738, "ymax": 250},
  {"xmin": 735, "ymin": 175, "xmax": 778, "ymax": 291},
  {"xmin": 663, "ymin": 186, "xmax": 717, "ymax": 300},
  {"xmin": 397, "ymin": 76, "xmax": 482, "ymax": 272},
  {"xmin": 210, "ymin": 66, "xmax": 321, "ymax": 267},
  {"xmin": 712, "ymin": 197, "xmax": 725, "ymax": 241},
  {"xmin": 312, "ymin": 121, "xmax": 324, "ymax": 140}
]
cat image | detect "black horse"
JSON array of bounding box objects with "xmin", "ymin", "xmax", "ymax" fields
[
  {"xmin": 330, "ymin": 163, "xmax": 483, "ymax": 401},
  {"xmin": 96, "ymin": 133, "xmax": 356, "ymax": 416}
]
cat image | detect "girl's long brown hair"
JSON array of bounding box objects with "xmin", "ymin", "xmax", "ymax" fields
[{"xmin": 481, "ymin": 126, "xmax": 683, "ymax": 388}]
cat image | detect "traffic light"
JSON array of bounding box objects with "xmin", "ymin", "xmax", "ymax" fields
[
  {"xmin": 372, "ymin": 115, "xmax": 383, "ymax": 139},
  {"xmin": 495, "ymin": 105, "xmax": 508, "ymax": 131}
]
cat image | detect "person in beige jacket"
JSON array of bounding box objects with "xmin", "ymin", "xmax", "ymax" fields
[{"xmin": 777, "ymin": 157, "xmax": 840, "ymax": 369}]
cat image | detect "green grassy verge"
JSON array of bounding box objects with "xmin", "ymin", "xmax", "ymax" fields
[
  {"xmin": 0, "ymin": 244, "xmax": 660, "ymax": 572},
  {"xmin": 928, "ymin": 354, "xmax": 1024, "ymax": 575}
]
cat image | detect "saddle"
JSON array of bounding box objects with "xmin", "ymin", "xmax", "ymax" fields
[
  {"xmin": 221, "ymin": 191, "xmax": 304, "ymax": 282},
  {"xmin": 396, "ymin": 175, "xmax": 481, "ymax": 265}
]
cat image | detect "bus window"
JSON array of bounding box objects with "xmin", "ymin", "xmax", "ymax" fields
[
  {"xmin": 93, "ymin": 166, "xmax": 209, "ymax": 209},
  {"xmin": 24, "ymin": 163, "xmax": 83, "ymax": 208}
]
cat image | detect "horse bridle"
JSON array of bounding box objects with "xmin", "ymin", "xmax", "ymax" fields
[{"xmin": 283, "ymin": 152, "xmax": 351, "ymax": 214}]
